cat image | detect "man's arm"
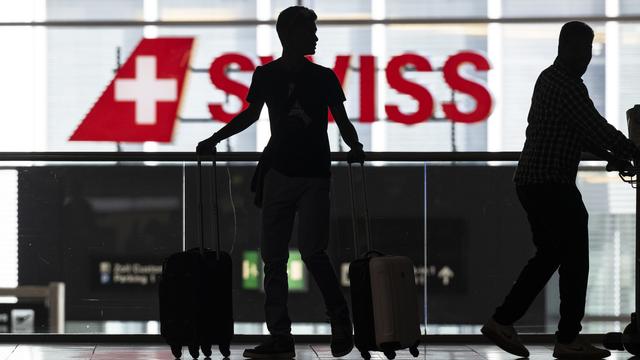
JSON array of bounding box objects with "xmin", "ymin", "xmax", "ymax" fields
[
  {"xmin": 330, "ymin": 102, "xmax": 365, "ymax": 163},
  {"xmin": 582, "ymin": 138, "xmax": 615, "ymax": 161},
  {"xmin": 197, "ymin": 101, "xmax": 264, "ymax": 152},
  {"xmin": 330, "ymin": 102, "xmax": 362, "ymax": 150},
  {"xmin": 563, "ymin": 83, "xmax": 640, "ymax": 160}
]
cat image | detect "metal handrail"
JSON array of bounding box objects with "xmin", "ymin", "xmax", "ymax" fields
[
  {"xmin": 0, "ymin": 151, "xmax": 604, "ymax": 162},
  {"xmin": 1, "ymin": 16, "xmax": 640, "ymax": 27}
]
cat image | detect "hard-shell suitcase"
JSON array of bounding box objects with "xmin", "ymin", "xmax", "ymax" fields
[
  {"xmin": 159, "ymin": 153, "xmax": 233, "ymax": 359},
  {"xmin": 347, "ymin": 164, "xmax": 420, "ymax": 360}
]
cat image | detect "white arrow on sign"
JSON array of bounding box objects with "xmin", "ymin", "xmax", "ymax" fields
[{"xmin": 437, "ymin": 266, "xmax": 455, "ymax": 286}]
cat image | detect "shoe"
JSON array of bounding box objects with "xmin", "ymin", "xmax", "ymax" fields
[
  {"xmin": 481, "ymin": 317, "xmax": 530, "ymax": 358},
  {"xmin": 243, "ymin": 335, "xmax": 296, "ymax": 358},
  {"xmin": 553, "ymin": 336, "xmax": 611, "ymax": 359},
  {"xmin": 330, "ymin": 317, "xmax": 354, "ymax": 357}
]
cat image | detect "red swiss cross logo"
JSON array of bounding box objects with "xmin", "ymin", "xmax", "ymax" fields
[{"xmin": 70, "ymin": 38, "xmax": 194, "ymax": 142}]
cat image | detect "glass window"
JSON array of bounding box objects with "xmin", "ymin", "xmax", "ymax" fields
[
  {"xmin": 310, "ymin": 0, "xmax": 371, "ymax": 19},
  {"xmin": 386, "ymin": 0, "xmax": 487, "ymax": 19},
  {"xmin": 159, "ymin": 0, "xmax": 257, "ymax": 20},
  {"xmin": 502, "ymin": 0, "xmax": 604, "ymax": 17},
  {"xmin": 619, "ymin": 0, "xmax": 640, "ymax": 15},
  {"xmin": 47, "ymin": 0, "xmax": 143, "ymax": 20}
]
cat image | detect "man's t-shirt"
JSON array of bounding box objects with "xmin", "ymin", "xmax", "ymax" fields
[{"xmin": 246, "ymin": 58, "xmax": 346, "ymax": 178}]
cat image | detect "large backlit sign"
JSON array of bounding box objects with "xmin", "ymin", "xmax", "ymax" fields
[
  {"xmin": 211, "ymin": 52, "xmax": 492, "ymax": 125},
  {"xmin": 71, "ymin": 37, "xmax": 492, "ymax": 143},
  {"xmin": 70, "ymin": 38, "xmax": 194, "ymax": 142}
]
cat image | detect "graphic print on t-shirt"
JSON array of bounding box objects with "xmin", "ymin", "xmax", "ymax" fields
[
  {"xmin": 286, "ymin": 82, "xmax": 312, "ymax": 127},
  {"xmin": 245, "ymin": 59, "xmax": 346, "ymax": 177}
]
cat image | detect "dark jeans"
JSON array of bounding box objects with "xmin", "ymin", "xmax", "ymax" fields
[
  {"xmin": 261, "ymin": 169, "xmax": 349, "ymax": 336},
  {"xmin": 493, "ymin": 184, "xmax": 589, "ymax": 343}
]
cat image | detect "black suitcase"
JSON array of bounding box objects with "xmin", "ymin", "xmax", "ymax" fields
[
  {"xmin": 347, "ymin": 164, "xmax": 420, "ymax": 360},
  {"xmin": 159, "ymin": 153, "xmax": 233, "ymax": 359}
]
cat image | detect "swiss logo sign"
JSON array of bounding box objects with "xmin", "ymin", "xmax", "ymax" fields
[
  {"xmin": 70, "ymin": 37, "xmax": 492, "ymax": 143},
  {"xmin": 70, "ymin": 38, "xmax": 194, "ymax": 142}
]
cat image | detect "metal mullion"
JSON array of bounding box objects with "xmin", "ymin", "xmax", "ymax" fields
[{"xmin": 2, "ymin": 16, "xmax": 640, "ymax": 27}]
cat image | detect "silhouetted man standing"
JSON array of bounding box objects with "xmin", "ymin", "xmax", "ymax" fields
[
  {"xmin": 481, "ymin": 21, "xmax": 640, "ymax": 359},
  {"xmin": 198, "ymin": 6, "xmax": 364, "ymax": 359}
]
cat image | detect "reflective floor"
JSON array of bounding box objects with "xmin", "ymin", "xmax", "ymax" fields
[
  {"xmin": 0, "ymin": 344, "xmax": 634, "ymax": 360},
  {"xmin": 63, "ymin": 320, "xmax": 628, "ymax": 335}
]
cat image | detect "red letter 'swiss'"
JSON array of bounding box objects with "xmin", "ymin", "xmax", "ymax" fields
[
  {"xmin": 442, "ymin": 51, "xmax": 492, "ymax": 124},
  {"xmin": 259, "ymin": 56, "xmax": 274, "ymax": 65},
  {"xmin": 328, "ymin": 55, "xmax": 351, "ymax": 122},
  {"xmin": 384, "ymin": 54, "xmax": 434, "ymax": 125},
  {"xmin": 208, "ymin": 53, "xmax": 255, "ymax": 123},
  {"xmin": 359, "ymin": 55, "xmax": 376, "ymax": 123}
]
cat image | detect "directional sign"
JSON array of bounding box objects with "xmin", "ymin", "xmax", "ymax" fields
[
  {"xmin": 437, "ymin": 266, "xmax": 455, "ymax": 286},
  {"xmin": 242, "ymin": 250, "xmax": 307, "ymax": 292},
  {"xmin": 242, "ymin": 251, "xmax": 261, "ymax": 290}
]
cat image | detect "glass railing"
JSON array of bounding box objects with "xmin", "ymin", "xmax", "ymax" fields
[{"xmin": 0, "ymin": 152, "xmax": 634, "ymax": 336}]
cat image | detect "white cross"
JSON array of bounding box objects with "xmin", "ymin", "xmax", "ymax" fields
[{"xmin": 114, "ymin": 55, "xmax": 177, "ymax": 125}]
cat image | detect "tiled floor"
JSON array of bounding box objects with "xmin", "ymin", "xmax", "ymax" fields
[{"xmin": 0, "ymin": 344, "xmax": 633, "ymax": 360}]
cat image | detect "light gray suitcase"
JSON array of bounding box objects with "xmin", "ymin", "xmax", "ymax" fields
[
  {"xmin": 348, "ymin": 164, "xmax": 421, "ymax": 360},
  {"xmin": 369, "ymin": 255, "xmax": 421, "ymax": 352}
]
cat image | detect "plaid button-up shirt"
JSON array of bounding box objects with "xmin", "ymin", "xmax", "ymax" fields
[{"xmin": 513, "ymin": 59, "xmax": 639, "ymax": 185}]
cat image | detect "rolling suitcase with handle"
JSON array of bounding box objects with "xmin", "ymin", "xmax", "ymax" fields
[
  {"xmin": 347, "ymin": 163, "xmax": 421, "ymax": 360},
  {"xmin": 159, "ymin": 151, "xmax": 233, "ymax": 359}
]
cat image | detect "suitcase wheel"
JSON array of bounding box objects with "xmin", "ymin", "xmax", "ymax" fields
[
  {"xmin": 188, "ymin": 344, "xmax": 200, "ymax": 358},
  {"xmin": 219, "ymin": 343, "xmax": 231, "ymax": 358},
  {"xmin": 383, "ymin": 350, "xmax": 396, "ymax": 360},
  {"xmin": 201, "ymin": 344, "xmax": 212, "ymax": 357},
  {"xmin": 409, "ymin": 346, "xmax": 419, "ymax": 357},
  {"xmin": 170, "ymin": 344, "xmax": 182, "ymax": 359},
  {"xmin": 359, "ymin": 350, "xmax": 371, "ymax": 359}
]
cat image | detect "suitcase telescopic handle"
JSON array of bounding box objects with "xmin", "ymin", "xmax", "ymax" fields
[
  {"xmin": 196, "ymin": 151, "xmax": 222, "ymax": 258},
  {"xmin": 347, "ymin": 163, "xmax": 372, "ymax": 256}
]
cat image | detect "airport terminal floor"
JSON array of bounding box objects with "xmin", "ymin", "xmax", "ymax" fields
[{"xmin": 0, "ymin": 343, "xmax": 633, "ymax": 360}]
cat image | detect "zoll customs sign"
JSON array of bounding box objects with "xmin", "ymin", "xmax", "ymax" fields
[
  {"xmin": 94, "ymin": 258, "xmax": 163, "ymax": 288},
  {"xmin": 71, "ymin": 37, "xmax": 492, "ymax": 143}
]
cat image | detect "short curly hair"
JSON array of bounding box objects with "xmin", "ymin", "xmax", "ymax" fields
[{"xmin": 276, "ymin": 6, "xmax": 317, "ymax": 46}]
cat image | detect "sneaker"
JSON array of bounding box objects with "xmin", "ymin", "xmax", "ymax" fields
[
  {"xmin": 330, "ymin": 317, "xmax": 354, "ymax": 357},
  {"xmin": 481, "ymin": 317, "xmax": 530, "ymax": 358},
  {"xmin": 553, "ymin": 336, "xmax": 611, "ymax": 359},
  {"xmin": 243, "ymin": 335, "xmax": 296, "ymax": 358}
]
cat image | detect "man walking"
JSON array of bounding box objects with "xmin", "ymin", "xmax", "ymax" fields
[{"xmin": 481, "ymin": 21, "xmax": 639, "ymax": 359}]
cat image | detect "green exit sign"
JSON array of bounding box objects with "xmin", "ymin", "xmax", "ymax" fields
[
  {"xmin": 287, "ymin": 251, "xmax": 306, "ymax": 292},
  {"xmin": 242, "ymin": 251, "xmax": 261, "ymax": 290},
  {"xmin": 242, "ymin": 250, "xmax": 307, "ymax": 292}
]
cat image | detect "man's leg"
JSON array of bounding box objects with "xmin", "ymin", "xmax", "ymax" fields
[
  {"xmin": 297, "ymin": 177, "xmax": 348, "ymax": 319},
  {"xmin": 483, "ymin": 185, "xmax": 563, "ymax": 357},
  {"xmin": 244, "ymin": 170, "xmax": 298, "ymax": 359},
  {"xmin": 556, "ymin": 186, "xmax": 589, "ymax": 343},
  {"xmin": 261, "ymin": 170, "xmax": 298, "ymax": 337},
  {"xmin": 297, "ymin": 177, "xmax": 353, "ymax": 357},
  {"xmin": 551, "ymin": 186, "xmax": 610, "ymax": 358},
  {"xmin": 242, "ymin": 169, "xmax": 299, "ymax": 359},
  {"xmin": 493, "ymin": 185, "xmax": 562, "ymax": 325}
]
